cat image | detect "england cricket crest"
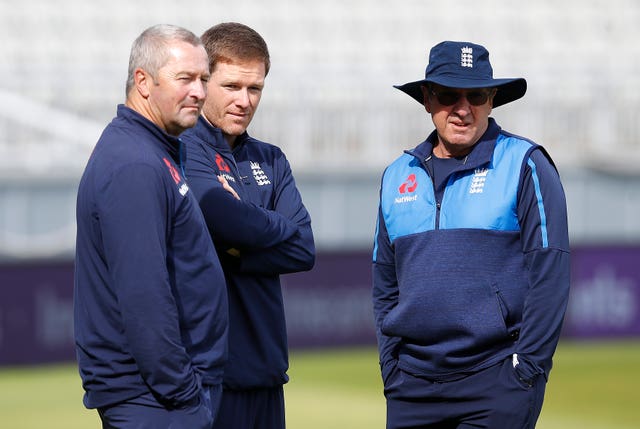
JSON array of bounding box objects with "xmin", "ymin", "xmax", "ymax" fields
[
  {"xmin": 461, "ymin": 46, "xmax": 473, "ymax": 68},
  {"xmin": 250, "ymin": 161, "xmax": 271, "ymax": 186}
]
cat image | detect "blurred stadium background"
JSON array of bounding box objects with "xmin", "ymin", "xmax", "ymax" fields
[{"xmin": 1, "ymin": 0, "xmax": 640, "ymax": 427}]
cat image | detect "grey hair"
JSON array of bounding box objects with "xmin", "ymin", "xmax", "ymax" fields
[{"xmin": 125, "ymin": 24, "xmax": 203, "ymax": 96}]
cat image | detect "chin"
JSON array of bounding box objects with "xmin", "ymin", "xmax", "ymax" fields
[
  {"xmin": 182, "ymin": 120, "xmax": 198, "ymax": 130},
  {"xmin": 225, "ymin": 126, "xmax": 247, "ymax": 136},
  {"xmin": 184, "ymin": 113, "xmax": 201, "ymax": 124}
]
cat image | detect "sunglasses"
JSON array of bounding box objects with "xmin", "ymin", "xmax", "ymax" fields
[{"xmin": 429, "ymin": 88, "xmax": 495, "ymax": 106}]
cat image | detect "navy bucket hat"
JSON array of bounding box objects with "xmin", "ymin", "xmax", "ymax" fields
[{"xmin": 394, "ymin": 41, "xmax": 527, "ymax": 108}]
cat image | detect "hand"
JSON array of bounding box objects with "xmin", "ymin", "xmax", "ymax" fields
[{"xmin": 218, "ymin": 175, "xmax": 240, "ymax": 200}]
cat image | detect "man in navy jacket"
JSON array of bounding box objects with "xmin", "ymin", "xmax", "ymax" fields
[
  {"xmin": 373, "ymin": 41, "xmax": 570, "ymax": 428},
  {"xmin": 74, "ymin": 24, "xmax": 227, "ymax": 429},
  {"xmin": 181, "ymin": 23, "xmax": 315, "ymax": 429}
]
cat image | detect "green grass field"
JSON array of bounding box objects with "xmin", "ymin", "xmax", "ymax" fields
[{"xmin": 1, "ymin": 340, "xmax": 639, "ymax": 428}]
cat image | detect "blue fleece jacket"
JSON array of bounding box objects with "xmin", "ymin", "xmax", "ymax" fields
[
  {"xmin": 74, "ymin": 105, "xmax": 228, "ymax": 409},
  {"xmin": 373, "ymin": 118, "xmax": 570, "ymax": 385},
  {"xmin": 181, "ymin": 117, "xmax": 315, "ymax": 389}
]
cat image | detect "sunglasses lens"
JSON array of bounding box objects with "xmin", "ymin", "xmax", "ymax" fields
[
  {"xmin": 466, "ymin": 92, "xmax": 489, "ymax": 106},
  {"xmin": 435, "ymin": 91, "xmax": 460, "ymax": 106},
  {"xmin": 432, "ymin": 90, "xmax": 490, "ymax": 106}
]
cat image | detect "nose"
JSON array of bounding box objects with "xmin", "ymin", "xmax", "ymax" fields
[
  {"xmin": 451, "ymin": 94, "xmax": 472, "ymax": 113},
  {"xmin": 235, "ymin": 89, "xmax": 250, "ymax": 108},
  {"xmin": 190, "ymin": 79, "xmax": 207, "ymax": 101}
]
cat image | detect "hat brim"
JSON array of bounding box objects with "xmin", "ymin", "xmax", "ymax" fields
[{"xmin": 394, "ymin": 77, "xmax": 527, "ymax": 108}]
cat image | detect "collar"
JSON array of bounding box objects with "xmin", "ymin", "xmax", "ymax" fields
[
  {"xmin": 190, "ymin": 115, "xmax": 252, "ymax": 152},
  {"xmin": 408, "ymin": 117, "xmax": 502, "ymax": 171},
  {"xmin": 117, "ymin": 104, "xmax": 181, "ymax": 159}
]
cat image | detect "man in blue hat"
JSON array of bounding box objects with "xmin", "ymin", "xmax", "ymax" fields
[{"xmin": 372, "ymin": 41, "xmax": 570, "ymax": 428}]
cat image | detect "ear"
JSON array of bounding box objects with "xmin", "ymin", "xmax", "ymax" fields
[
  {"xmin": 134, "ymin": 68, "xmax": 151, "ymax": 99},
  {"xmin": 488, "ymin": 88, "xmax": 498, "ymax": 108},
  {"xmin": 421, "ymin": 85, "xmax": 431, "ymax": 113}
]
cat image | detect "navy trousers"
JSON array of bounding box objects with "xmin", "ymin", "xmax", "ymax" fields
[
  {"xmin": 213, "ymin": 386, "xmax": 285, "ymax": 429},
  {"xmin": 97, "ymin": 385, "xmax": 221, "ymax": 429},
  {"xmin": 385, "ymin": 358, "xmax": 546, "ymax": 429}
]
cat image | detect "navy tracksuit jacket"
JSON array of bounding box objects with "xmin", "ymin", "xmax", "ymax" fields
[
  {"xmin": 74, "ymin": 105, "xmax": 228, "ymax": 410},
  {"xmin": 373, "ymin": 118, "xmax": 570, "ymax": 387},
  {"xmin": 181, "ymin": 117, "xmax": 315, "ymax": 390}
]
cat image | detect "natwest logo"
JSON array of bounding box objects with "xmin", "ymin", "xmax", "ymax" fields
[
  {"xmin": 399, "ymin": 174, "xmax": 418, "ymax": 194},
  {"xmin": 215, "ymin": 153, "xmax": 231, "ymax": 173},
  {"xmin": 163, "ymin": 157, "xmax": 181, "ymax": 184},
  {"xmin": 163, "ymin": 157, "xmax": 189, "ymax": 196}
]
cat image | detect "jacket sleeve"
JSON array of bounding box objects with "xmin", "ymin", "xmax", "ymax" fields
[
  {"xmin": 516, "ymin": 148, "xmax": 571, "ymax": 380},
  {"xmin": 372, "ymin": 183, "xmax": 401, "ymax": 385},
  {"xmin": 184, "ymin": 142, "xmax": 298, "ymax": 249},
  {"xmin": 100, "ymin": 163, "xmax": 199, "ymax": 407},
  {"xmin": 236, "ymin": 154, "xmax": 315, "ymax": 275}
]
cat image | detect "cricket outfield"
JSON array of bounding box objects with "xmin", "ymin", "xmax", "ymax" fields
[{"xmin": 0, "ymin": 340, "xmax": 638, "ymax": 428}]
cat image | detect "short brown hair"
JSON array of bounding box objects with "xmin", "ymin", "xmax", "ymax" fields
[{"xmin": 201, "ymin": 22, "xmax": 270, "ymax": 76}]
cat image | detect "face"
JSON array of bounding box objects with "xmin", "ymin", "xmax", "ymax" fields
[
  {"xmin": 422, "ymin": 84, "xmax": 496, "ymax": 158},
  {"xmin": 143, "ymin": 41, "xmax": 210, "ymax": 136},
  {"xmin": 201, "ymin": 59, "xmax": 266, "ymax": 147}
]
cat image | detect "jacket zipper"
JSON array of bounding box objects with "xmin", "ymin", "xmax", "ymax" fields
[{"xmin": 422, "ymin": 154, "xmax": 441, "ymax": 230}]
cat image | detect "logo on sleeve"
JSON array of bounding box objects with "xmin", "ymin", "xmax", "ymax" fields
[
  {"xmin": 395, "ymin": 174, "xmax": 418, "ymax": 203},
  {"xmin": 163, "ymin": 158, "xmax": 189, "ymax": 196},
  {"xmin": 250, "ymin": 161, "xmax": 271, "ymax": 186}
]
